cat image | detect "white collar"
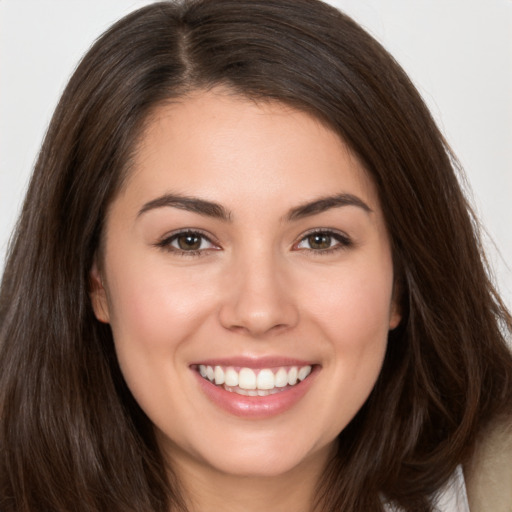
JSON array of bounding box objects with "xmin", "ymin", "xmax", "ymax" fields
[{"xmin": 383, "ymin": 465, "xmax": 470, "ymax": 512}]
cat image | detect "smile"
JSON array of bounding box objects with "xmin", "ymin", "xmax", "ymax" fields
[{"xmin": 196, "ymin": 364, "xmax": 313, "ymax": 396}]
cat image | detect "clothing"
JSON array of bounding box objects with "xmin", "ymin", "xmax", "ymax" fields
[
  {"xmin": 383, "ymin": 466, "xmax": 470, "ymax": 512},
  {"xmin": 383, "ymin": 417, "xmax": 512, "ymax": 512},
  {"xmin": 433, "ymin": 466, "xmax": 470, "ymax": 512},
  {"xmin": 464, "ymin": 416, "xmax": 512, "ymax": 511}
]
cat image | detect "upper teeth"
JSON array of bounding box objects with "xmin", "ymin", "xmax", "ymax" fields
[{"xmin": 198, "ymin": 364, "xmax": 312, "ymax": 390}]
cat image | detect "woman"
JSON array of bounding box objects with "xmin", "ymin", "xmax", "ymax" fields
[{"xmin": 1, "ymin": 0, "xmax": 511, "ymax": 511}]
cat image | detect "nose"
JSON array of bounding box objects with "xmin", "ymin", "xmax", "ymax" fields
[{"xmin": 218, "ymin": 251, "xmax": 299, "ymax": 337}]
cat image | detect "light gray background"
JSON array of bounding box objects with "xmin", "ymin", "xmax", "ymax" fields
[{"xmin": 1, "ymin": 0, "xmax": 511, "ymax": 309}]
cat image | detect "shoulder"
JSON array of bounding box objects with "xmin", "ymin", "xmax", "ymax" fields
[{"xmin": 464, "ymin": 415, "xmax": 512, "ymax": 512}]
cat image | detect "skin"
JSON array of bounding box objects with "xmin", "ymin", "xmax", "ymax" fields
[{"xmin": 91, "ymin": 88, "xmax": 401, "ymax": 512}]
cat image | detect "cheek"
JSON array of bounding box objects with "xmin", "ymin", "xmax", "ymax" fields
[
  {"xmin": 300, "ymin": 257, "xmax": 393, "ymax": 400},
  {"xmin": 104, "ymin": 258, "xmax": 219, "ymax": 357},
  {"xmin": 302, "ymin": 266, "xmax": 393, "ymax": 434},
  {"xmin": 302, "ymin": 260, "xmax": 395, "ymax": 343},
  {"xmin": 102, "ymin": 261, "xmax": 221, "ymax": 427}
]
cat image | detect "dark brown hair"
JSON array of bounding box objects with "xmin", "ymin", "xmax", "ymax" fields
[{"xmin": 1, "ymin": 1, "xmax": 511, "ymax": 510}]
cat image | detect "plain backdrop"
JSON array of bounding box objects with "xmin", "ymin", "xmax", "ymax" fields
[{"xmin": 1, "ymin": 0, "xmax": 511, "ymax": 309}]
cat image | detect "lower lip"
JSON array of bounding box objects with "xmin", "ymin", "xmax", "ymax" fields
[{"xmin": 193, "ymin": 368, "xmax": 318, "ymax": 419}]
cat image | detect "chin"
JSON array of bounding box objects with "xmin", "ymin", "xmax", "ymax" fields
[{"xmin": 194, "ymin": 432, "xmax": 334, "ymax": 479}]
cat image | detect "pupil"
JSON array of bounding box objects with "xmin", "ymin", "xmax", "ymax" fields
[
  {"xmin": 178, "ymin": 234, "xmax": 201, "ymax": 250},
  {"xmin": 309, "ymin": 233, "xmax": 331, "ymax": 250}
]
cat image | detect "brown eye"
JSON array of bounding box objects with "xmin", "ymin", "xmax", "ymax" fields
[
  {"xmin": 295, "ymin": 230, "xmax": 352, "ymax": 253},
  {"xmin": 156, "ymin": 230, "xmax": 218, "ymax": 254},
  {"xmin": 176, "ymin": 234, "xmax": 202, "ymax": 251},
  {"xmin": 307, "ymin": 233, "xmax": 332, "ymax": 250}
]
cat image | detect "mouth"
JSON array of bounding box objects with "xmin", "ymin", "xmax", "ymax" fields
[
  {"xmin": 190, "ymin": 357, "xmax": 319, "ymax": 418},
  {"xmin": 194, "ymin": 364, "xmax": 313, "ymax": 397}
]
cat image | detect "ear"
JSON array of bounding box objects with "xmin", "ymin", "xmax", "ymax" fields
[
  {"xmin": 389, "ymin": 279, "xmax": 402, "ymax": 330},
  {"xmin": 89, "ymin": 261, "xmax": 110, "ymax": 323},
  {"xmin": 389, "ymin": 300, "xmax": 401, "ymax": 330}
]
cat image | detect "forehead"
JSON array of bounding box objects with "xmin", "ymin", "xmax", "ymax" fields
[{"xmin": 120, "ymin": 88, "xmax": 379, "ymax": 214}]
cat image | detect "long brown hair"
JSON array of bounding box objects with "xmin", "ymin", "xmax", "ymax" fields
[{"xmin": 1, "ymin": 1, "xmax": 511, "ymax": 510}]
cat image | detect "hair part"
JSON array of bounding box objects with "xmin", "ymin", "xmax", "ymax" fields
[{"xmin": 1, "ymin": 1, "xmax": 511, "ymax": 511}]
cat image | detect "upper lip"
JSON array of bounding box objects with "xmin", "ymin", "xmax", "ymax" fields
[{"xmin": 190, "ymin": 356, "xmax": 317, "ymax": 369}]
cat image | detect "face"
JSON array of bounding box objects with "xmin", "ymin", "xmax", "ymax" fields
[{"xmin": 91, "ymin": 89, "xmax": 400, "ymax": 481}]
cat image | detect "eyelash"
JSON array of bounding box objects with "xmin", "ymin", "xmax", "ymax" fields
[
  {"xmin": 155, "ymin": 228, "xmax": 353, "ymax": 257},
  {"xmin": 293, "ymin": 228, "xmax": 353, "ymax": 255},
  {"xmin": 155, "ymin": 229, "xmax": 219, "ymax": 257}
]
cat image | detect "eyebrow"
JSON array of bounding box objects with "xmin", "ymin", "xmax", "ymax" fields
[
  {"xmin": 137, "ymin": 194, "xmax": 232, "ymax": 221},
  {"xmin": 285, "ymin": 193, "xmax": 373, "ymax": 221},
  {"xmin": 137, "ymin": 192, "xmax": 372, "ymax": 222}
]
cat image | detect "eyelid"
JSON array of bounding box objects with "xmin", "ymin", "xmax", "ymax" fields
[
  {"xmin": 293, "ymin": 227, "xmax": 353, "ymax": 252},
  {"xmin": 154, "ymin": 228, "xmax": 221, "ymax": 255},
  {"xmin": 153, "ymin": 227, "xmax": 352, "ymax": 256}
]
